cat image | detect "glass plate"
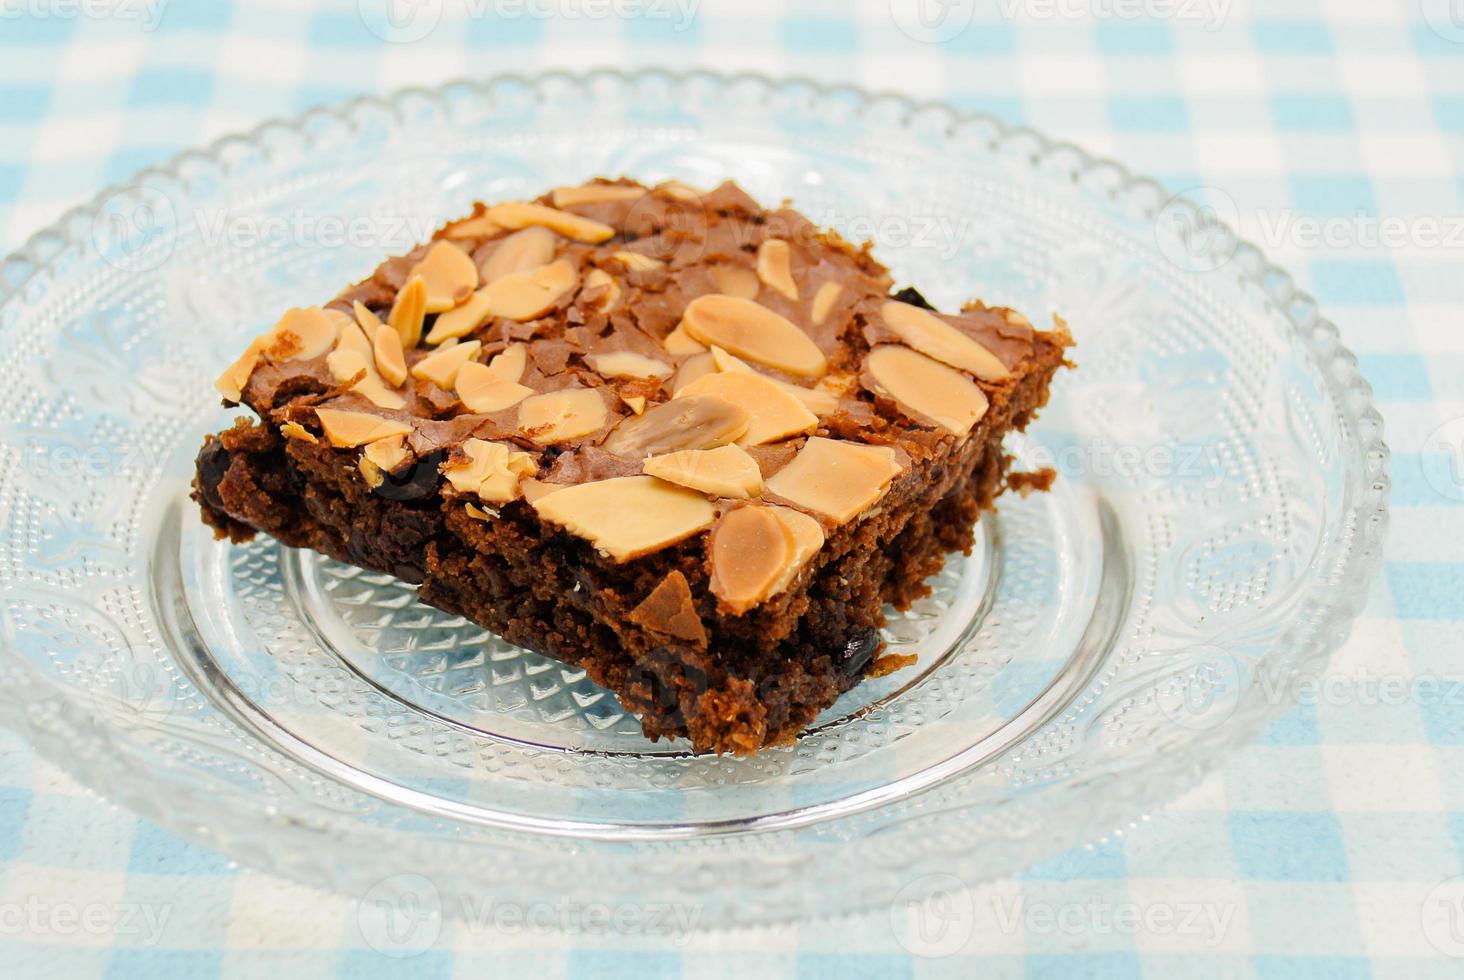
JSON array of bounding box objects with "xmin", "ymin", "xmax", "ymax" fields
[{"xmin": 0, "ymin": 70, "xmax": 1388, "ymax": 927}]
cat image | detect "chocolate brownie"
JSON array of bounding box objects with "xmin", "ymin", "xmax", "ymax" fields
[{"xmin": 193, "ymin": 179, "xmax": 1072, "ymax": 755}]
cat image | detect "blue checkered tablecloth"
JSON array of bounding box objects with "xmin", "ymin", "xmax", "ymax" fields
[{"xmin": 2, "ymin": 0, "xmax": 1462, "ymax": 976}]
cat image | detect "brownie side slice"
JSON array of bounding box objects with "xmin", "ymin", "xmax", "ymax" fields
[{"xmin": 193, "ymin": 179, "xmax": 1072, "ymax": 754}]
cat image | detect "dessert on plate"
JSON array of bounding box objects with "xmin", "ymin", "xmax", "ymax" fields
[{"xmin": 193, "ymin": 178, "xmax": 1072, "ymax": 754}]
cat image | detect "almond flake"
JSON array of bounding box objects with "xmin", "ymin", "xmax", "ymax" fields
[
  {"xmin": 441, "ymin": 438, "xmax": 538, "ymax": 503},
  {"xmin": 442, "ymin": 215, "xmax": 504, "ymax": 239},
  {"xmin": 810, "ymin": 281, "xmax": 841, "ymax": 326},
  {"xmin": 485, "ymin": 342, "xmax": 527, "ymax": 382},
  {"xmin": 601, "ymin": 394, "xmax": 749, "ymax": 457},
  {"xmin": 581, "ymin": 268, "xmax": 621, "ymax": 311},
  {"xmin": 479, "ymin": 225, "xmax": 558, "ymax": 284},
  {"xmin": 865, "ymin": 344, "xmax": 989, "ymax": 436},
  {"xmin": 622, "ymin": 395, "xmax": 646, "ymax": 415},
  {"xmin": 680, "ymin": 294, "xmax": 827, "ymax": 379},
  {"xmin": 765, "ymin": 506, "xmax": 825, "ymax": 596},
  {"xmin": 531, "ymin": 475, "xmax": 715, "ymax": 561},
  {"xmin": 214, "ymin": 337, "xmax": 265, "ymax": 401},
  {"xmin": 587, "ymin": 350, "xmax": 672, "ymax": 380},
  {"xmin": 389, "ymin": 276, "xmax": 428, "ymax": 349},
  {"xmin": 708, "ymin": 506, "xmax": 793, "ymax": 614},
  {"xmin": 612, "ymin": 250, "xmax": 663, "ymax": 272},
  {"xmin": 261, "ymin": 307, "xmax": 339, "ymax": 362},
  {"xmin": 425, "ymin": 288, "xmax": 494, "ymax": 344},
  {"xmin": 358, "ymin": 456, "xmax": 384, "ymax": 488},
  {"xmin": 455, "ymin": 360, "xmax": 534, "ymax": 414},
  {"xmin": 765, "ymin": 437, "xmax": 904, "ymax": 524},
  {"xmin": 280, "ymin": 420, "xmax": 317, "ymax": 444},
  {"xmin": 755, "ymin": 239, "xmax": 798, "ymax": 301},
  {"xmin": 881, "ymin": 301, "xmax": 1012, "ymax": 382},
  {"xmin": 671, "ymin": 351, "xmax": 717, "ymax": 394},
  {"xmin": 551, "ymin": 184, "xmax": 646, "ymax": 207},
  {"xmin": 409, "ymin": 241, "xmax": 480, "ymax": 313},
  {"xmin": 363, "ymin": 434, "xmax": 409, "ymax": 472},
  {"xmin": 708, "ymin": 345, "xmax": 838, "ymax": 416},
  {"xmin": 675, "ymin": 371, "xmax": 817, "ymax": 447},
  {"xmin": 484, "ymin": 258, "xmax": 577, "ymax": 322},
  {"xmin": 353, "ymin": 301, "xmax": 384, "ymax": 335},
  {"xmin": 315, "ymin": 408, "xmax": 412, "ymax": 448},
  {"xmin": 330, "ymin": 323, "xmax": 406, "ymax": 409},
  {"xmin": 410, "ymin": 340, "xmax": 481, "ymax": 389},
  {"xmin": 373, "ymin": 324, "xmax": 408, "ymax": 387},
  {"xmin": 642, "ymin": 444, "xmax": 763, "ymax": 499},
  {"xmin": 517, "ymin": 387, "xmax": 609, "ymax": 444},
  {"xmin": 662, "ymin": 324, "xmax": 707, "ymax": 357},
  {"xmin": 710, "ymin": 266, "xmax": 760, "ymax": 300},
  {"xmin": 485, "ymin": 202, "xmax": 615, "ymax": 244}
]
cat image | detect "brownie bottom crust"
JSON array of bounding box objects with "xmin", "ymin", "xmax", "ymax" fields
[{"xmin": 193, "ymin": 344, "xmax": 1063, "ymax": 755}]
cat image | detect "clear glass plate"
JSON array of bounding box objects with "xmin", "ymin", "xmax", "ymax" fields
[{"xmin": 0, "ymin": 70, "xmax": 1388, "ymax": 926}]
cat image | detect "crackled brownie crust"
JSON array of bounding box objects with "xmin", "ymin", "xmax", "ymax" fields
[{"xmin": 193, "ymin": 179, "xmax": 1071, "ymax": 754}]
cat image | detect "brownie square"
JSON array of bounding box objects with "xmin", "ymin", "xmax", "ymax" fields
[{"xmin": 193, "ymin": 179, "xmax": 1071, "ymax": 754}]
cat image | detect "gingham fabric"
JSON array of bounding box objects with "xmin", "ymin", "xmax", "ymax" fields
[{"xmin": 1, "ymin": 0, "xmax": 1461, "ymax": 976}]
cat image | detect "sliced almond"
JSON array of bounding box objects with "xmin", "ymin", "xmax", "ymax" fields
[
  {"xmin": 680, "ymin": 294, "xmax": 827, "ymax": 379},
  {"xmin": 766, "ymin": 506, "xmax": 825, "ymax": 596},
  {"xmin": 601, "ymin": 394, "xmax": 749, "ymax": 456},
  {"xmin": 643, "ymin": 445, "xmax": 763, "ymax": 499},
  {"xmin": 280, "ymin": 420, "xmax": 317, "ymax": 444},
  {"xmin": 587, "ymin": 350, "xmax": 672, "ymax": 380},
  {"xmin": 410, "ymin": 339, "xmax": 481, "ymax": 389},
  {"xmin": 662, "ymin": 324, "xmax": 707, "ymax": 357},
  {"xmin": 424, "ymin": 288, "xmax": 493, "ymax": 344},
  {"xmin": 531, "ymin": 475, "xmax": 715, "ymax": 561},
  {"xmin": 214, "ymin": 337, "xmax": 265, "ymax": 401},
  {"xmin": 710, "ymin": 265, "xmax": 760, "ymax": 300},
  {"xmin": 709, "ymin": 506, "xmax": 793, "ymax": 614},
  {"xmin": 358, "ymin": 456, "xmax": 384, "ymax": 489},
  {"xmin": 479, "ymin": 225, "xmax": 558, "ymax": 284},
  {"xmin": 373, "ymin": 324, "xmax": 408, "ymax": 387},
  {"xmin": 455, "ymin": 360, "xmax": 534, "ymax": 414},
  {"xmin": 810, "ymin": 281, "xmax": 841, "ymax": 326},
  {"xmin": 326, "ymin": 348, "xmax": 407, "ymax": 411},
  {"xmin": 551, "ymin": 184, "xmax": 646, "ymax": 208},
  {"xmin": 363, "ymin": 434, "xmax": 409, "ymax": 472},
  {"xmin": 675, "ymin": 371, "xmax": 817, "ymax": 447},
  {"xmin": 353, "ymin": 300, "xmax": 385, "ymax": 334},
  {"xmin": 464, "ymin": 502, "xmax": 495, "ymax": 521},
  {"xmin": 671, "ymin": 351, "xmax": 717, "ymax": 394},
  {"xmin": 518, "ymin": 387, "xmax": 608, "ymax": 444},
  {"xmin": 866, "ymin": 344, "xmax": 989, "ymax": 436},
  {"xmin": 485, "ymin": 258, "xmax": 577, "ymax": 322},
  {"xmin": 622, "ymin": 395, "xmax": 646, "ymax": 415},
  {"xmin": 708, "ymin": 346, "xmax": 838, "ymax": 415},
  {"xmin": 442, "ymin": 214, "xmax": 504, "ymax": 239},
  {"xmin": 389, "ymin": 276, "xmax": 428, "ymax": 349},
  {"xmin": 880, "ymin": 301, "xmax": 1012, "ymax": 382},
  {"xmin": 261, "ymin": 307, "xmax": 339, "ymax": 362},
  {"xmin": 315, "ymin": 408, "xmax": 412, "ymax": 448},
  {"xmin": 613, "ymin": 250, "xmax": 663, "ymax": 272},
  {"xmin": 409, "ymin": 241, "xmax": 480, "ymax": 313},
  {"xmin": 441, "ymin": 438, "xmax": 538, "ymax": 503},
  {"xmin": 485, "ymin": 342, "xmax": 527, "ymax": 382},
  {"xmin": 755, "ymin": 239, "xmax": 799, "ymax": 301},
  {"xmin": 518, "ymin": 477, "xmax": 563, "ymax": 505},
  {"xmin": 657, "ymin": 180, "xmax": 704, "ymax": 202},
  {"xmin": 765, "ymin": 437, "xmax": 904, "ymax": 524},
  {"xmin": 485, "ymin": 202, "xmax": 614, "ymax": 244},
  {"xmin": 581, "ymin": 268, "xmax": 621, "ymax": 311}
]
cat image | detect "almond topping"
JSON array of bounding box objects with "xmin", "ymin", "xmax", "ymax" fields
[
  {"xmin": 261, "ymin": 307, "xmax": 339, "ymax": 362},
  {"xmin": 409, "ymin": 241, "xmax": 480, "ymax": 313},
  {"xmin": 671, "ymin": 351, "xmax": 716, "ymax": 393},
  {"xmin": 410, "ymin": 339, "xmax": 481, "ymax": 389},
  {"xmin": 709, "ymin": 506, "xmax": 793, "ymax": 614},
  {"xmin": 280, "ymin": 420, "xmax": 317, "ymax": 443},
  {"xmin": 622, "ymin": 395, "xmax": 646, "ymax": 415},
  {"xmin": 880, "ymin": 301, "xmax": 1012, "ymax": 382},
  {"xmin": 766, "ymin": 506, "xmax": 825, "ymax": 596},
  {"xmin": 484, "ymin": 258, "xmax": 577, "ymax": 322},
  {"xmin": 518, "ymin": 477, "xmax": 563, "ymax": 505},
  {"xmin": 587, "ymin": 350, "xmax": 672, "ymax": 380},
  {"xmin": 455, "ymin": 360, "xmax": 534, "ymax": 414},
  {"xmin": 643, "ymin": 444, "xmax": 763, "ymax": 499},
  {"xmin": 485, "ymin": 342, "xmax": 527, "ymax": 382},
  {"xmin": 441, "ymin": 438, "xmax": 538, "ymax": 503},
  {"xmin": 354, "ymin": 301, "xmax": 385, "ymax": 335},
  {"xmin": 464, "ymin": 502, "xmax": 495, "ymax": 521},
  {"xmin": 765, "ymin": 437, "xmax": 904, "ymax": 524},
  {"xmin": 358, "ymin": 456, "xmax": 384, "ymax": 489},
  {"xmin": 755, "ymin": 239, "xmax": 799, "ymax": 301},
  {"xmin": 680, "ymin": 294, "xmax": 827, "ymax": 379},
  {"xmin": 363, "ymin": 434, "xmax": 409, "ymax": 472},
  {"xmin": 601, "ymin": 395, "xmax": 749, "ymax": 456},
  {"xmin": 373, "ymin": 324, "xmax": 408, "ymax": 387},
  {"xmin": 581, "ymin": 268, "xmax": 621, "ymax": 311},
  {"xmin": 214, "ymin": 337, "xmax": 265, "ymax": 401},
  {"xmin": 658, "ymin": 180, "xmax": 704, "ymax": 202},
  {"xmin": 479, "ymin": 225, "xmax": 557, "ymax": 284},
  {"xmin": 315, "ymin": 408, "xmax": 412, "ymax": 448},
  {"xmin": 612, "ymin": 250, "xmax": 663, "ymax": 272},
  {"xmin": 518, "ymin": 387, "xmax": 609, "ymax": 444},
  {"xmin": 710, "ymin": 265, "xmax": 760, "ymax": 300},
  {"xmin": 531, "ymin": 475, "xmax": 715, "ymax": 561},
  {"xmin": 810, "ymin": 281, "xmax": 841, "ymax": 326},
  {"xmin": 485, "ymin": 202, "xmax": 615, "ymax": 244},
  {"xmin": 662, "ymin": 324, "xmax": 707, "ymax": 357},
  {"xmin": 442, "ymin": 214, "xmax": 504, "ymax": 239},
  {"xmin": 551, "ymin": 184, "xmax": 646, "ymax": 208},
  {"xmin": 707, "ymin": 346, "xmax": 838, "ymax": 416},
  {"xmin": 389, "ymin": 276, "xmax": 428, "ymax": 349},
  {"xmin": 865, "ymin": 344, "xmax": 990, "ymax": 436},
  {"xmin": 675, "ymin": 371, "xmax": 818, "ymax": 447},
  {"xmin": 424, "ymin": 288, "xmax": 493, "ymax": 344},
  {"xmin": 329, "ymin": 323, "xmax": 405, "ymax": 410}
]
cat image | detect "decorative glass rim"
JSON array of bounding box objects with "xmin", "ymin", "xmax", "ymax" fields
[{"xmin": 0, "ymin": 69, "xmax": 1390, "ymax": 925}]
